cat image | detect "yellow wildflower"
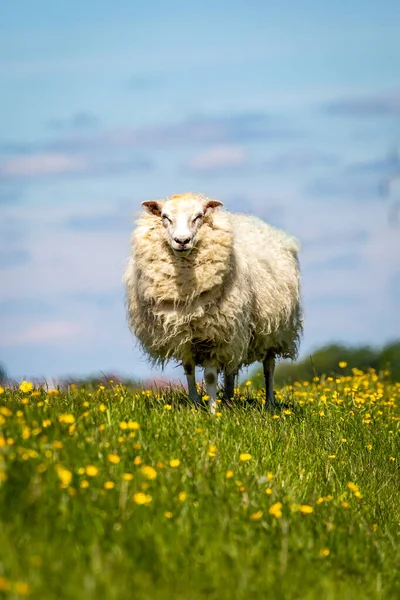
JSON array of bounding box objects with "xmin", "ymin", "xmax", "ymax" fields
[
  {"xmin": 119, "ymin": 421, "xmax": 128, "ymax": 430},
  {"xmin": 164, "ymin": 511, "xmax": 173, "ymax": 519},
  {"xmin": 55, "ymin": 465, "xmax": 72, "ymax": 488},
  {"xmin": 123, "ymin": 473, "xmax": 134, "ymax": 481},
  {"xmin": 133, "ymin": 456, "xmax": 142, "ymax": 466},
  {"xmin": 269, "ymin": 502, "xmax": 282, "ymax": 518},
  {"xmin": 127, "ymin": 421, "xmax": 140, "ymax": 430},
  {"xmin": 133, "ymin": 492, "xmax": 152, "ymax": 505},
  {"xmin": 0, "ymin": 576, "xmax": 10, "ymax": 590},
  {"xmin": 19, "ymin": 381, "xmax": 33, "ymax": 393},
  {"xmin": 225, "ymin": 470, "xmax": 234, "ymax": 479},
  {"xmin": 80, "ymin": 480, "xmax": 89, "ymax": 488},
  {"xmin": 250, "ymin": 510, "xmax": 263, "ymax": 520},
  {"xmin": 245, "ymin": 381, "xmax": 252, "ymax": 386},
  {"xmin": 339, "ymin": 361, "xmax": 347, "ymax": 368},
  {"xmin": 140, "ymin": 465, "xmax": 157, "ymax": 480},
  {"xmin": 108, "ymin": 453, "xmax": 120, "ymax": 464},
  {"xmin": 104, "ymin": 481, "xmax": 115, "ymax": 490},
  {"xmin": 85, "ymin": 465, "xmax": 98, "ymax": 477},
  {"xmin": 170, "ymin": 459, "xmax": 180, "ymax": 468},
  {"xmin": 178, "ymin": 491, "xmax": 187, "ymax": 502},
  {"xmin": 298, "ymin": 505, "xmax": 313, "ymax": 514},
  {"xmin": 58, "ymin": 414, "xmax": 75, "ymax": 424},
  {"xmin": 320, "ymin": 548, "xmax": 330, "ymax": 557},
  {"xmin": 265, "ymin": 487, "xmax": 272, "ymax": 495},
  {"xmin": 0, "ymin": 386, "xmax": 4, "ymax": 395},
  {"xmin": 239, "ymin": 453, "xmax": 251, "ymax": 462},
  {"xmin": 164, "ymin": 404, "xmax": 172, "ymax": 410},
  {"xmin": 14, "ymin": 582, "xmax": 30, "ymax": 595}
]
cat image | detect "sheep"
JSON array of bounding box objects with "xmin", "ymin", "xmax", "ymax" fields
[{"xmin": 124, "ymin": 192, "xmax": 302, "ymax": 412}]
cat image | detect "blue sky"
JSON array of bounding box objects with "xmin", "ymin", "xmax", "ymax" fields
[{"xmin": 1, "ymin": 0, "xmax": 400, "ymax": 383}]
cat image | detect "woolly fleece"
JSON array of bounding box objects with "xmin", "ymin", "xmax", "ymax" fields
[{"xmin": 124, "ymin": 194, "xmax": 302, "ymax": 371}]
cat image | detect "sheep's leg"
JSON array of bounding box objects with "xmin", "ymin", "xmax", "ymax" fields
[
  {"xmin": 204, "ymin": 366, "xmax": 218, "ymax": 414},
  {"xmin": 263, "ymin": 353, "xmax": 276, "ymax": 409},
  {"xmin": 224, "ymin": 369, "xmax": 237, "ymax": 404},
  {"xmin": 184, "ymin": 363, "xmax": 200, "ymax": 406}
]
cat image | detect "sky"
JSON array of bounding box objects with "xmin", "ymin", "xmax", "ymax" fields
[{"xmin": 1, "ymin": 0, "xmax": 400, "ymax": 383}]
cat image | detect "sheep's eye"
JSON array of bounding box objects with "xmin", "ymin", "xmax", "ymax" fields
[
  {"xmin": 162, "ymin": 215, "xmax": 172, "ymax": 224},
  {"xmin": 193, "ymin": 214, "xmax": 202, "ymax": 223}
]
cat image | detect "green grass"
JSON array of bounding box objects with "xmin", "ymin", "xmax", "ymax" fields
[{"xmin": 0, "ymin": 371, "xmax": 399, "ymax": 599}]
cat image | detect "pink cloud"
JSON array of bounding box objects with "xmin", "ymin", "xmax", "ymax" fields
[{"xmin": 1, "ymin": 321, "xmax": 83, "ymax": 346}]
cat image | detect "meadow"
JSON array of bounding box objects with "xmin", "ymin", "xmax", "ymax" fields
[{"xmin": 0, "ymin": 367, "xmax": 399, "ymax": 599}]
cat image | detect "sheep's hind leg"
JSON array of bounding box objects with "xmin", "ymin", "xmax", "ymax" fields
[
  {"xmin": 263, "ymin": 353, "xmax": 276, "ymax": 410},
  {"xmin": 224, "ymin": 369, "xmax": 237, "ymax": 405},
  {"xmin": 204, "ymin": 366, "xmax": 218, "ymax": 414},
  {"xmin": 184, "ymin": 363, "xmax": 200, "ymax": 407}
]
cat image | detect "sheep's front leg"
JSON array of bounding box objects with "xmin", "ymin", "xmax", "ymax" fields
[
  {"xmin": 184, "ymin": 363, "xmax": 200, "ymax": 407},
  {"xmin": 224, "ymin": 369, "xmax": 237, "ymax": 404},
  {"xmin": 204, "ymin": 366, "xmax": 218, "ymax": 414},
  {"xmin": 263, "ymin": 353, "xmax": 276, "ymax": 409}
]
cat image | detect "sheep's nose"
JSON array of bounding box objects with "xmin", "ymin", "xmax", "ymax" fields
[{"xmin": 174, "ymin": 236, "xmax": 191, "ymax": 245}]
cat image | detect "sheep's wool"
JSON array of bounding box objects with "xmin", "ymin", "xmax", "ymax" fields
[{"xmin": 124, "ymin": 194, "xmax": 302, "ymax": 370}]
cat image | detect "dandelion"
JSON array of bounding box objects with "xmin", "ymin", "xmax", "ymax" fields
[
  {"xmin": 265, "ymin": 487, "xmax": 272, "ymax": 495},
  {"xmin": 239, "ymin": 453, "xmax": 252, "ymax": 462},
  {"xmin": 127, "ymin": 421, "xmax": 140, "ymax": 430},
  {"xmin": 99, "ymin": 403, "xmax": 107, "ymax": 412},
  {"xmin": 225, "ymin": 470, "xmax": 234, "ymax": 479},
  {"xmin": 19, "ymin": 381, "xmax": 33, "ymax": 393},
  {"xmin": 133, "ymin": 492, "xmax": 152, "ymax": 505},
  {"xmin": 0, "ymin": 386, "xmax": 4, "ymax": 395},
  {"xmin": 269, "ymin": 502, "xmax": 282, "ymax": 519},
  {"xmin": 245, "ymin": 381, "xmax": 252, "ymax": 387},
  {"xmin": 208, "ymin": 444, "xmax": 217, "ymax": 457},
  {"xmin": 85, "ymin": 465, "xmax": 98, "ymax": 477},
  {"xmin": 339, "ymin": 361, "xmax": 347, "ymax": 368},
  {"xmin": 55, "ymin": 465, "xmax": 72, "ymax": 488},
  {"xmin": 53, "ymin": 440, "xmax": 63, "ymax": 449},
  {"xmin": 123, "ymin": 473, "xmax": 134, "ymax": 481},
  {"xmin": 140, "ymin": 465, "xmax": 157, "ymax": 480},
  {"xmin": 14, "ymin": 582, "xmax": 30, "ymax": 595},
  {"xmin": 389, "ymin": 456, "xmax": 396, "ymax": 461},
  {"xmin": 0, "ymin": 577, "xmax": 10, "ymax": 591},
  {"xmin": 134, "ymin": 456, "xmax": 142, "ymax": 466},
  {"xmin": 108, "ymin": 453, "xmax": 120, "ymax": 464},
  {"xmin": 347, "ymin": 482, "xmax": 359, "ymax": 493},
  {"xmin": 298, "ymin": 505, "xmax": 314, "ymax": 514},
  {"xmin": 164, "ymin": 404, "xmax": 172, "ymax": 410},
  {"xmin": 202, "ymin": 395, "xmax": 210, "ymax": 401},
  {"xmin": 178, "ymin": 491, "xmax": 187, "ymax": 502},
  {"xmin": 119, "ymin": 421, "xmax": 128, "ymax": 430},
  {"xmin": 320, "ymin": 548, "xmax": 330, "ymax": 557},
  {"xmin": 170, "ymin": 459, "xmax": 180, "ymax": 468},
  {"xmin": 250, "ymin": 510, "xmax": 263, "ymax": 520},
  {"xmin": 104, "ymin": 481, "xmax": 115, "ymax": 490},
  {"xmin": 80, "ymin": 480, "xmax": 89, "ymax": 488},
  {"xmin": 164, "ymin": 511, "xmax": 173, "ymax": 519},
  {"xmin": 341, "ymin": 501, "xmax": 350, "ymax": 508},
  {"xmin": 58, "ymin": 414, "xmax": 75, "ymax": 424},
  {"xmin": 367, "ymin": 444, "xmax": 372, "ymax": 451},
  {"xmin": 328, "ymin": 455, "xmax": 336, "ymax": 459}
]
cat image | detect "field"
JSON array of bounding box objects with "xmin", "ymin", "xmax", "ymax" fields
[{"xmin": 0, "ymin": 368, "xmax": 399, "ymax": 600}]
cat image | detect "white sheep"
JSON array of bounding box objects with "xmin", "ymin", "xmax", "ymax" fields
[{"xmin": 124, "ymin": 192, "xmax": 302, "ymax": 412}]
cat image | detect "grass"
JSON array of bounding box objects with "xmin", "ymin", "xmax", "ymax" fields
[{"xmin": 0, "ymin": 369, "xmax": 399, "ymax": 599}]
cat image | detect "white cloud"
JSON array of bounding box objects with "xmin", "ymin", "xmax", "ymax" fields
[{"xmin": 185, "ymin": 145, "xmax": 247, "ymax": 173}]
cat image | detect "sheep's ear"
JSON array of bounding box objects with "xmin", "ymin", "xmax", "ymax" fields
[
  {"xmin": 141, "ymin": 201, "xmax": 163, "ymax": 217},
  {"xmin": 203, "ymin": 199, "xmax": 223, "ymax": 216}
]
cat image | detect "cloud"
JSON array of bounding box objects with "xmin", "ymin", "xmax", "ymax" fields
[
  {"xmin": 0, "ymin": 152, "xmax": 153, "ymax": 181},
  {"xmin": 324, "ymin": 91, "xmax": 400, "ymax": 118},
  {"xmin": 264, "ymin": 150, "xmax": 339, "ymax": 172},
  {"xmin": 46, "ymin": 111, "xmax": 99, "ymax": 131},
  {"xmin": 184, "ymin": 145, "xmax": 247, "ymax": 174},
  {"xmin": 0, "ymin": 320, "xmax": 84, "ymax": 346},
  {"xmin": 0, "ymin": 249, "xmax": 30, "ymax": 268}
]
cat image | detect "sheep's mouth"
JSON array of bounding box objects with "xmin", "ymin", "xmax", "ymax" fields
[{"xmin": 172, "ymin": 248, "xmax": 192, "ymax": 257}]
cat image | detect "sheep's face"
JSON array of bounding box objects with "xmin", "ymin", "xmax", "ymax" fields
[{"xmin": 142, "ymin": 195, "xmax": 223, "ymax": 256}]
